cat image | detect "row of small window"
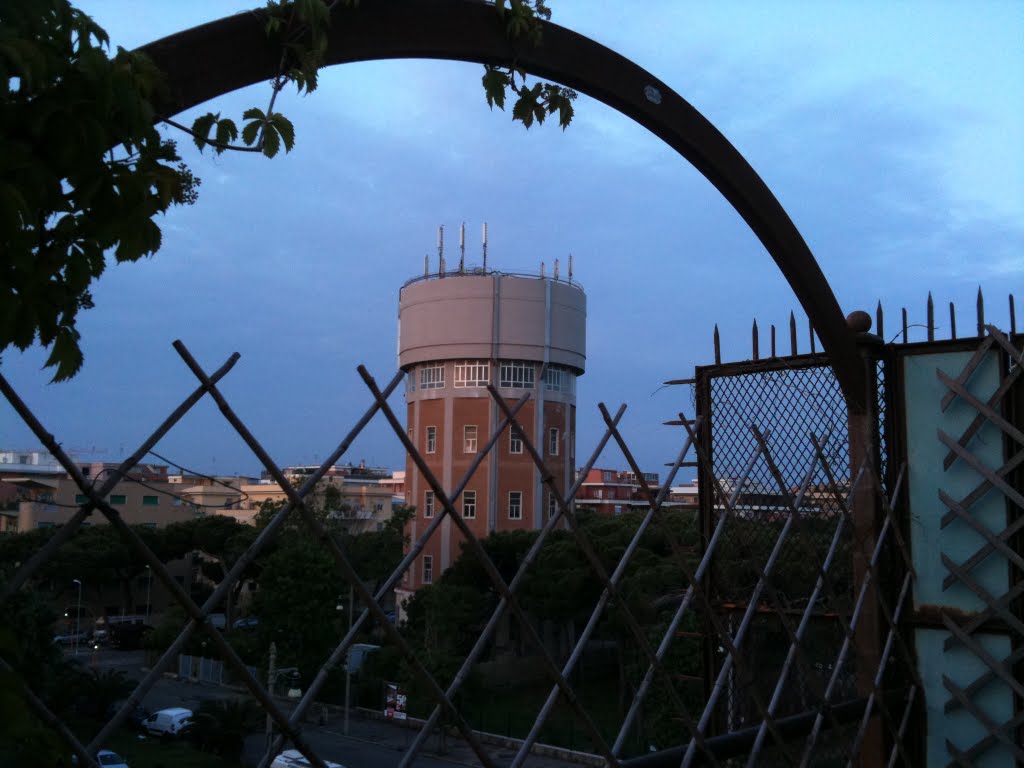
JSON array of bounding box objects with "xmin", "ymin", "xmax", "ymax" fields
[
  {"xmin": 421, "ymin": 425, "xmax": 561, "ymax": 456},
  {"xmin": 74, "ymin": 494, "xmax": 168, "ymax": 506},
  {"xmin": 409, "ymin": 361, "xmax": 575, "ymax": 393},
  {"xmin": 421, "ymin": 490, "xmax": 560, "ymax": 520},
  {"xmin": 419, "ymin": 494, "xmax": 564, "ymax": 585}
]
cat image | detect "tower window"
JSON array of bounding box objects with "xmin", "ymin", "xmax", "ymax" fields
[
  {"xmin": 419, "ymin": 364, "xmax": 445, "ymax": 389},
  {"xmin": 499, "ymin": 360, "xmax": 535, "ymax": 388},
  {"xmin": 548, "ymin": 492, "xmax": 559, "ymax": 519},
  {"xmin": 548, "ymin": 427, "xmax": 559, "ymax": 456},
  {"xmin": 463, "ymin": 490, "xmax": 477, "ymax": 519},
  {"xmin": 454, "ymin": 360, "xmax": 489, "ymax": 388},
  {"xmin": 464, "ymin": 425, "xmax": 478, "ymax": 454},
  {"xmin": 508, "ymin": 491, "xmax": 523, "ymax": 520},
  {"xmin": 426, "ymin": 426, "xmax": 437, "ymax": 454},
  {"xmin": 424, "ymin": 491, "xmax": 434, "ymax": 518},
  {"xmin": 423, "ymin": 555, "xmax": 433, "ymax": 584},
  {"xmin": 509, "ymin": 425, "xmax": 524, "ymax": 454}
]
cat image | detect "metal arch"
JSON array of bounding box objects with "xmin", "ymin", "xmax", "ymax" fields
[{"xmin": 138, "ymin": 0, "xmax": 867, "ymax": 411}]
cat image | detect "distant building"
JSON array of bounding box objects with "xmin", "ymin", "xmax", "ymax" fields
[
  {"xmin": 395, "ymin": 254, "xmax": 586, "ymax": 604},
  {"xmin": 573, "ymin": 468, "xmax": 698, "ymax": 515}
]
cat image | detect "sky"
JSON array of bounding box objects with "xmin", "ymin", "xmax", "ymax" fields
[{"xmin": 2, "ymin": 1, "xmax": 1022, "ymax": 480}]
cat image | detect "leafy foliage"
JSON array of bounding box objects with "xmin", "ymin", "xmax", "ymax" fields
[
  {"xmin": 0, "ymin": 0, "xmax": 200, "ymax": 380},
  {"xmin": 3, "ymin": 0, "xmax": 575, "ymax": 379},
  {"xmin": 484, "ymin": 0, "xmax": 577, "ymax": 129}
]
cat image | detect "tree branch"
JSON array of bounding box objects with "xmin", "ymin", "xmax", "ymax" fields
[{"xmin": 160, "ymin": 117, "xmax": 263, "ymax": 153}]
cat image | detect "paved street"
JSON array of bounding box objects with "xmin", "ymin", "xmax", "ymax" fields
[{"xmin": 88, "ymin": 648, "xmax": 592, "ymax": 768}]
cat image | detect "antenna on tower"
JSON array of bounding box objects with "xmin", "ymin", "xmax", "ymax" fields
[
  {"xmin": 554, "ymin": 258, "xmax": 560, "ymax": 280},
  {"xmin": 568, "ymin": 253, "xmax": 574, "ymax": 285},
  {"xmin": 482, "ymin": 222, "xmax": 488, "ymax": 271},
  {"xmin": 438, "ymin": 225, "xmax": 445, "ymax": 274},
  {"xmin": 459, "ymin": 222, "xmax": 465, "ymax": 272}
]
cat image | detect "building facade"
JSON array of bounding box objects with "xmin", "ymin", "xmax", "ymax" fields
[{"xmin": 395, "ymin": 268, "xmax": 586, "ymax": 602}]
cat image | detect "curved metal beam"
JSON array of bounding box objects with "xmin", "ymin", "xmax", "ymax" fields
[{"xmin": 138, "ymin": 0, "xmax": 866, "ymax": 410}]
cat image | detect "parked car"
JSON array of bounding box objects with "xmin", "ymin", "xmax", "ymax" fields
[
  {"xmin": 271, "ymin": 749, "xmax": 344, "ymax": 768},
  {"xmin": 71, "ymin": 750, "xmax": 129, "ymax": 768},
  {"xmin": 96, "ymin": 750, "xmax": 130, "ymax": 768},
  {"xmin": 53, "ymin": 630, "xmax": 90, "ymax": 645},
  {"xmin": 141, "ymin": 707, "xmax": 192, "ymax": 737},
  {"xmin": 232, "ymin": 617, "xmax": 259, "ymax": 630}
]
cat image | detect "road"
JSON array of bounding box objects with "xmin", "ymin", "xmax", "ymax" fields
[{"xmin": 86, "ymin": 648, "xmax": 591, "ymax": 768}]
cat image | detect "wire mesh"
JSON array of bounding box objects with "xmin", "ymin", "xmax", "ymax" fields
[{"xmin": 3, "ymin": 334, "xmax": 990, "ymax": 768}]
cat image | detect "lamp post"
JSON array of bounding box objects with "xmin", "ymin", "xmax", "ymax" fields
[
  {"xmin": 338, "ymin": 583, "xmax": 354, "ymax": 735},
  {"xmin": 145, "ymin": 565, "xmax": 152, "ymax": 622},
  {"xmin": 72, "ymin": 579, "xmax": 82, "ymax": 656}
]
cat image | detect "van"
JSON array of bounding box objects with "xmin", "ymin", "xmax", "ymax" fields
[
  {"xmin": 270, "ymin": 749, "xmax": 344, "ymax": 768},
  {"xmin": 141, "ymin": 707, "xmax": 192, "ymax": 736}
]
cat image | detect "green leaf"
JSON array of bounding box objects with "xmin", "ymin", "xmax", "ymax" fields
[
  {"xmin": 261, "ymin": 125, "xmax": 281, "ymax": 158},
  {"xmin": 481, "ymin": 67, "xmax": 508, "ymax": 111},
  {"xmin": 45, "ymin": 328, "xmax": 84, "ymax": 383},
  {"xmin": 241, "ymin": 118, "xmax": 262, "ymax": 147},
  {"xmin": 269, "ymin": 113, "xmax": 295, "ymax": 152},
  {"xmin": 214, "ymin": 118, "xmax": 238, "ymax": 153},
  {"xmin": 190, "ymin": 112, "xmax": 219, "ymax": 152}
]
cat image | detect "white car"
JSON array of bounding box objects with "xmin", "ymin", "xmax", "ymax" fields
[
  {"xmin": 72, "ymin": 751, "xmax": 128, "ymax": 768},
  {"xmin": 271, "ymin": 749, "xmax": 345, "ymax": 768},
  {"xmin": 141, "ymin": 707, "xmax": 192, "ymax": 736},
  {"xmin": 96, "ymin": 750, "xmax": 129, "ymax": 768}
]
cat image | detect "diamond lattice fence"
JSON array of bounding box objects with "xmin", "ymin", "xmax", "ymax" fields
[{"xmin": 1, "ymin": 341, "xmax": 920, "ymax": 768}]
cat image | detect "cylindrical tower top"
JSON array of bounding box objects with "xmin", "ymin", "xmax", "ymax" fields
[{"xmin": 398, "ymin": 271, "xmax": 586, "ymax": 374}]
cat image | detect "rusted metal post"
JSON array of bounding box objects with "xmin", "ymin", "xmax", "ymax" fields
[{"xmin": 844, "ymin": 310, "xmax": 886, "ymax": 767}]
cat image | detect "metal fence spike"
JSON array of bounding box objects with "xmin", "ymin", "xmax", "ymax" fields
[
  {"xmin": 977, "ymin": 285, "xmax": 985, "ymax": 337},
  {"xmin": 714, "ymin": 324, "xmax": 721, "ymax": 364},
  {"xmin": 902, "ymin": 307, "xmax": 908, "ymax": 344},
  {"xmin": 770, "ymin": 324, "xmax": 777, "ymax": 358},
  {"xmin": 809, "ymin": 319, "xmax": 816, "ymax": 353},
  {"xmin": 950, "ymin": 301, "xmax": 957, "ymax": 339},
  {"xmin": 927, "ymin": 292, "xmax": 935, "ymax": 341},
  {"xmin": 752, "ymin": 320, "xmax": 759, "ymax": 361},
  {"xmin": 790, "ymin": 311, "xmax": 798, "ymax": 355},
  {"xmin": 1010, "ymin": 293, "xmax": 1016, "ymax": 335},
  {"xmin": 876, "ymin": 301, "xmax": 884, "ymax": 343}
]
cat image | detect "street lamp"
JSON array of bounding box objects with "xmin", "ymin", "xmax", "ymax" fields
[
  {"xmin": 72, "ymin": 579, "xmax": 82, "ymax": 656},
  {"xmin": 337, "ymin": 584, "xmax": 354, "ymax": 735}
]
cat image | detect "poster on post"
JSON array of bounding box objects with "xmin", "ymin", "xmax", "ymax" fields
[{"xmin": 384, "ymin": 682, "xmax": 407, "ymax": 720}]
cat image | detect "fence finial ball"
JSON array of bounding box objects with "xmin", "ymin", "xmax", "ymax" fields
[{"xmin": 846, "ymin": 310, "xmax": 872, "ymax": 333}]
